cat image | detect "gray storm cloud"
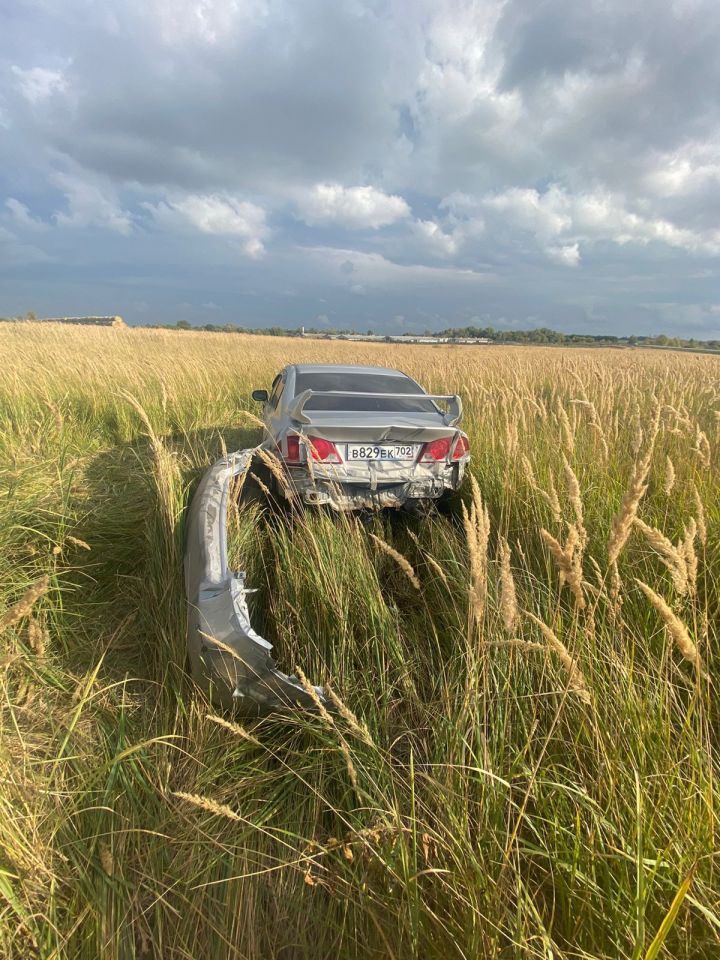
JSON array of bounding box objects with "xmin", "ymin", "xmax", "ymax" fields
[{"xmin": 0, "ymin": 0, "xmax": 719, "ymax": 335}]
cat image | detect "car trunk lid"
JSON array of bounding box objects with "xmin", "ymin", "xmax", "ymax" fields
[{"xmin": 297, "ymin": 411, "xmax": 454, "ymax": 445}]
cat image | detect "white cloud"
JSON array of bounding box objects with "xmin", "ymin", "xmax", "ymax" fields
[
  {"xmin": 295, "ymin": 184, "xmax": 411, "ymax": 229},
  {"xmin": 547, "ymin": 243, "xmax": 580, "ymax": 267},
  {"xmin": 5, "ymin": 198, "xmax": 47, "ymax": 231},
  {"xmin": 302, "ymin": 245, "xmax": 494, "ymax": 288},
  {"xmin": 12, "ymin": 66, "xmax": 67, "ymax": 103},
  {"xmin": 53, "ymin": 174, "xmax": 132, "ymax": 234},
  {"xmin": 412, "ymin": 219, "xmax": 459, "ymax": 257},
  {"xmin": 238, "ymin": 236, "xmax": 265, "ymax": 258},
  {"xmin": 3, "ymin": 0, "xmax": 720, "ymax": 334},
  {"xmin": 146, "ymin": 0, "xmax": 262, "ymax": 45},
  {"xmin": 146, "ymin": 193, "xmax": 268, "ymax": 257},
  {"xmin": 642, "ymin": 143, "xmax": 720, "ymax": 198},
  {"xmin": 173, "ymin": 194, "xmax": 265, "ymax": 237},
  {"xmin": 471, "ymin": 184, "xmax": 720, "ymax": 260},
  {"xmin": 484, "ymin": 186, "xmax": 572, "ymax": 242}
]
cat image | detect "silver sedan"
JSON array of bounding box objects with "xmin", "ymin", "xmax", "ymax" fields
[{"xmin": 252, "ymin": 363, "xmax": 470, "ymax": 511}]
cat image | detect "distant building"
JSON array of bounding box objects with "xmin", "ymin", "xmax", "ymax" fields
[
  {"xmin": 324, "ymin": 333, "xmax": 492, "ymax": 345},
  {"xmin": 32, "ymin": 315, "xmax": 125, "ymax": 328}
]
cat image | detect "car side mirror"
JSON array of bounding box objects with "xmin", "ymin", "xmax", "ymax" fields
[{"xmin": 251, "ymin": 389, "xmax": 269, "ymax": 402}]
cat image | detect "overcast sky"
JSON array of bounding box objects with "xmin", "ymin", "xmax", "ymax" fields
[{"xmin": 1, "ymin": 0, "xmax": 719, "ymax": 335}]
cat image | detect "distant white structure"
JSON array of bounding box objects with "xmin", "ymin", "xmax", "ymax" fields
[
  {"xmin": 324, "ymin": 333, "xmax": 492, "ymax": 345},
  {"xmin": 32, "ymin": 315, "xmax": 125, "ymax": 328}
]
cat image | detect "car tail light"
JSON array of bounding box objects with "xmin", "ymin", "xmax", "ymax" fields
[
  {"xmin": 308, "ymin": 435, "xmax": 343, "ymax": 463},
  {"xmin": 452, "ymin": 435, "xmax": 470, "ymax": 460},
  {"xmin": 284, "ymin": 434, "xmax": 302, "ymax": 463},
  {"xmin": 420, "ymin": 436, "xmax": 452, "ymax": 462}
]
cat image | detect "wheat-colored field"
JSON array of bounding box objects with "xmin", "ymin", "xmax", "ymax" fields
[{"xmin": 0, "ymin": 323, "xmax": 718, "ymax": 959}]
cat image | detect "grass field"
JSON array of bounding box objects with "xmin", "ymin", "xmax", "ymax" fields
[{"xmin": 0, "ymin": 323, "xmax": 718, "ymax": 959}]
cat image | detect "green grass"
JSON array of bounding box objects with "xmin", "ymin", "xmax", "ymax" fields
[{"xmin": 0, "ymin": 324, "xmax": 718, "ymax": 958}]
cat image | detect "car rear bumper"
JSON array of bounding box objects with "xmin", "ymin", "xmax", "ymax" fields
[{"xmin": 287, "ymin": 462, "xmax": 466, "ymax": 511}]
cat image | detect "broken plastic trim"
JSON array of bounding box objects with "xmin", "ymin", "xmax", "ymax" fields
[{"xmin": 184, "ymin": 448, "xmax": 327, "ymax": 710}]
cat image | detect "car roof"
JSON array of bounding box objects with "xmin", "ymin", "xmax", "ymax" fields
[{"xmin": 291, "ymin": 364, "xmax": 408, "ymax": 377}]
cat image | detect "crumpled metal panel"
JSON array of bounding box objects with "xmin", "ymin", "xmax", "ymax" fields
[{"xmin": 184, "ymin": 449, "xmax": 326, "ymax": 710}]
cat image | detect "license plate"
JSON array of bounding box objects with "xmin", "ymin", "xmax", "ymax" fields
[{"xmin": 345, "ymin": 443, "xmax": 416, "ymax": 461}]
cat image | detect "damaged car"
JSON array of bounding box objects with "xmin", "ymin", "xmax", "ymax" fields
[
  {"xmin": 185, "ymin": 363, "xmax": 470, "ymax": 708},
  {"xmin": 251, "ymin": 364, "xmax": 470, "ymax": 511}
]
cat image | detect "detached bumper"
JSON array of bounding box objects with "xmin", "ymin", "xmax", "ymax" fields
[{"xmin": 184, "ymin": 449, "xmax": 326, "ymax": 710}]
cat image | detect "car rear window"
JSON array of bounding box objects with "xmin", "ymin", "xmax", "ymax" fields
[{"xmin": 294, "ymin": 372, "xmax": 438, "ymax": 412}]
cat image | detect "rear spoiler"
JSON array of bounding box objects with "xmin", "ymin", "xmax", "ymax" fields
[{"xmin": 288, "ymin": 390, "xmax": 463, "ymax": 427}]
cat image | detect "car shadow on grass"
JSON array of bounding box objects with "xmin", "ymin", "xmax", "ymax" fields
[{"xmin": 61, "ymin": 425, "xmax": 268, "ymax": 692}]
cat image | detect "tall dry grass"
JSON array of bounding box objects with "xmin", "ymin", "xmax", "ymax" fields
[{"xmin": 0, "ymin": 322, "xmax": 718, "ymax": 959}]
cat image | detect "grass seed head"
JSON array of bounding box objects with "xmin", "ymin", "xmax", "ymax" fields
[
  {"xmin": 540, "ymin": 526, "xmax": 585, "ymax": 608},
  {"xmin": 99, "ymin": 842, "xmax": 114, "ymax": 877},
  {"xmin": 634, "ymin": 579, "xmax": 703, "ymax": 674},
  {"xmin": 295, "ymin": 664, "xmax": 335, "ymax": 726},
  {"xmin": 325, "ymin": 683, "xmax": 374, "ymax": 746},
  {"xmin": 0, "ymin": 576, "xmax": 50, "ymax": 635},
  {"xmin": 368, "ymin": 533, "xmax": 420, "ymax": 591},
  {"xmin": 25, "ymin": 617, "xmax": 46, "ymax": 657},
  {"xmin": 462, "ymin": 476, "xmax": 491, "ymax": 626},
  {"xmin": 525, "ymin": 611, "xmax": 592, "ymax": 704},
  {"xmin": 206, "ymin": 714, "xmax": 263, "ymax": 747},
  {"xmin": 607, "ymin": 442, "xmax": 654, "ymax": 565},
  {"xmin": 692, "ymin": 483, "xmax": 707, "ymax": 545},
  {"xmin": 255, "ymin": 447, "xmax": 292, "ymax": 499},
  {"xmin": 498, "ymin": 536, "xmax": 519, "ymax": 635},
  {"xmin": 633, "ymin": 517, "xmax": 688, "ymax": 596},
  {"xmin": 67, "ymin": 535, "xmax": 91, "ymax": 551},
  {"xmin": 424, "ymin": 552, "xmax": 451, "ymax": 589},
  {"xmin": 173, "ymin": 791, "xmax": 243, "ymax": 822},
  {"xmin": 562, "ymin": 455, "xmax": 586, "ymax": 547},
  {"xmin": 249, "ymin": 471, "xmax": 272, "ymax": 499},
  {"xmin": 663, "ymin": 456, "xmax": 676, "ymax": 496},
  {"xmin": 544, "ymin": 473, "xmax": 563, "ymax": 524}
]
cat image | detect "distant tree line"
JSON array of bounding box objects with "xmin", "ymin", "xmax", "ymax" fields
[
  {"xmin": 3, "ymin": 313, "xmax": 717, "ymax": 350},
  {"xmin": 173, "ymin": 320, "xmax": 362, "ymax": 336},
  {"xmin": 168, "ymin": 319, "xmax": 720, "ymax": 350},
  {"xmin": 432, "ymin": 324, "xmax": 720, "ymax": 349}
]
